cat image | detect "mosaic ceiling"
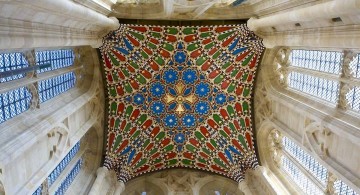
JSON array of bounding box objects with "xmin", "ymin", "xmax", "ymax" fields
[{"xmin": 100, "ymin": 24, "xmax": 264, "ymax": 182}]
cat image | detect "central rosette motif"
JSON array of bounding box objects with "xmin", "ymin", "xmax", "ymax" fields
[{"xmin": 128, "ymin": 42, "xmax": 235, "ymax": 150}]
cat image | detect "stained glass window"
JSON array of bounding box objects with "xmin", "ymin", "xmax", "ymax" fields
[
  {"xmin": 0, "ymin": 52, "xmax": 29, "ymax": 83},
  {"xmin": 346, "ymin": 87, "xmax": 360, "ymax": 112},
  {"xmin": 289, "ymin": 50, "xmax": 342, "ymax": 74},
  {"xmin": 283, "ymin": 137, "xmax": 328, "ymax": 185},
  {"xmin": 282, "ymin": 156, "xmax": 324, "ymax": 195},
  {"xmin": 35, "ymin": 49, "xmax": 75, "ymax": 73},
  {"xmin": 0, "ymin": 87, "xmax": 32, "ymax": 124},
  {"xmin": 288, "ymin": 72, "xmax": 339, "ymax": 103},
  {"xmin": 334, "ymin": 179, "xmax": 359, "ymax": 195},
  {"xmin": 54, "ymin": 159, "xmax": 82, "ymax": 195},
  {"xmin": 48, "ymin": 142, "xmax": 80, "ymax": 186},
  {"xmin": 38, "ymin": 72, "xmax": 76, "ymax": 103},
  {"xmin": 32, "ymin": 186, "xmax": 42, "ymax": 195}
]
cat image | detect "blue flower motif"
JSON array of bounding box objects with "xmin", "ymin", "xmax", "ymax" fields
[
  {"xmin": 195, "ymin": 82, "xmax": 210, "ymax": 97},
  {"xmin": 174, "ymin": 133, "xmax": 186, "ymax": 144},
  {"xmin": 164, "ymin": 114, "xmax": 177, "ymax": 128},
  {"xmin": 195, "ymin": 101, "xmax": 209, "ymax": 115},
  {"xmin": 182, "ymin": 114, "xmax": 196, "ymax": 128},
  {"xmin": 133, "ymin": 94, "xmax": 145, "ymax": 105},
  {"xmin": 215, "ymin": 93, "xmax": 227, "ymax": 105},
  {"xmin": 151, "ymin": 101, "xmax": 165, "ymax": 115},
  {"xmin": 163, "ymin": 69, "xmax": 178, "ymax": 84},
  {"xmin": 182, "ymin": 69, "xmax": 198, "ymax": 84},
  {"xmin": 150, "ymin": 82, "xmax": 165, "ymax": 98},
  {"xmin": 174, "ymin": 51, "xmax": 187, "ymax": 64}
]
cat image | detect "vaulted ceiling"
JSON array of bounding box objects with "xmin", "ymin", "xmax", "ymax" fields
[{"xmin": 100, "ymin": 23, "xmax": 264, "ymax": 182}]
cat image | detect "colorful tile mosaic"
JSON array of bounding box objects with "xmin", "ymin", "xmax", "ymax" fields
[{"xmin": 100, "ymin": 24, "xmax": 264, "ymax": 182}]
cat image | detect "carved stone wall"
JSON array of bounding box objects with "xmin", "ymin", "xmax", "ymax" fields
[{"xmin": 254, "ymin": 47, "xmax": 360, "ymax": 194}]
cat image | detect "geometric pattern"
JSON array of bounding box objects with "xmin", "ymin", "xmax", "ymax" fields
[{"xmin": 100, "ymin": 24, "xmax": 264, "ymax": 182}]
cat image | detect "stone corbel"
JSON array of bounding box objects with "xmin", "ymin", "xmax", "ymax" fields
[
  {"xmin": 23, "ymin": 49, "xmax": 37, "ymax": 79},
  {"xmin": 26, "ymin": 83, "xmax": 40, "ymax": 109},
  {"xmin": 238, "ymin": 178, "xmax": 253, "ymax": 195},
  {"xmin": 337, "ymin": 50, "xmax": 357, "ymax": 110},
  {"xmin": 325, "ymin": 172, "xmax": 337, "ymax": 195},
  {"xmin": 274, "ymin": 47, "xmax": 291, "ymax": 87},
  {"xmin": 268, "ymin": 129, "xmax": 283, "ymax": 168}
]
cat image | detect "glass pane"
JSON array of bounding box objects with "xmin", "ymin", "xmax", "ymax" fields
[
  {"xmin": 290, "ymin": 50, "xmax": 342, "ymax": 74},
  {"xmin": 48, "ymin": 142, "xmax": 81, "ymax": 187},
  {"xmin": 283, "ymin": 137, "xmax": 328, "ymax": 185},
  {"xmin": 282, "ymin": 156, "xmax": 324, "ymax": 195},
  {"xmin": 334, "ymin": 179, "xmax": 359, "ymax": 195},
  {"xmin": 346, "ymin": 87, "xmax": 360, "ymax": 112},
  {"xmin": 38, "ymin": 72, "xmax": 76, "ymax": 103},
  {"xmin": 349, "ymin": 54, "xmax": 360, "ymax": 78},
  {"xmin": 32, "ymin": 185, "xmax": 42, "ymax": 195},
  {"xmin": 0, "ymin": 87, "xmax": 32, "ymax": 124},
  {"xmin": 0, "ymin": 52, "xmax": 29, "ymax": 83},
  {"xmin": 35, "ymin": 49, "xmax": 75, "ymax": 73},
  {"xmin": 288, "ymin": 72, "xmax": 339, "ymax": 104},
  {"xmin": 54, "ymin": 159, "xmax": 82, "ymax": 195}
]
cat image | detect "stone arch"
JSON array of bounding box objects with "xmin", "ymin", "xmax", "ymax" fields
[
  {"xmin": 198, "ymin": 176, "xmax": 240, "ymax": 195},
  {"xmin": 122, "ymin": 176, "xmax": 166, "ymax": 195}
]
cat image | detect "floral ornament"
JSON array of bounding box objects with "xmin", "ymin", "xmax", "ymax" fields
[
  {"xmin": 182, "ymin": 114, "xmax": 196, "ymax": 128},
  {"xmin": 195, "ymin": 82, "xmax": 211, "ymax": 97},
  {"xmin": 163, "ymin": 82, "xmax": 197, "ymax": 115},
  {"xmin": 151, "ymin": 101, "xmax": 165, "ymax": 115},
  {"xmin": 174, "ymin": 51, "xmax": 187, "ymax": 64},
  {"xmin": 150, "ymin": 82, "xmax": 165, "ymax": 98},
  {"xmin": 215, "ymin": 93, "xmax": 227, "ymax": 105},
  {"xmin": 163, "ymin": 69, "xmax": 178, "ymax": 84},
  {"xmin": 133, "ymin": 93, "xmax": 145, "ymax": 105},
  {"xmin": 174, "ymin": 132, "xmax": 186, "ymax": 144},
  {"xmin": 195, "ymin": 101, "xmax": 210, "ymax": 115},
  {"xmin": 164, "ymin": 114, "xmax": 178, "ymax": 128},
  {"xmin": 182, "ymin": 69, "xmax": 198, "ymax": 84}
]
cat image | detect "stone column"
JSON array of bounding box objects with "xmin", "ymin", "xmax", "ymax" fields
[
  {"xmin": 114, "ymin": 181, "xmax": 125, "ymax": 195},
  {"xmin": 89, "ymin": 167, "xmax": 109, "ymax": 195},
  {"xmin": 238, "ymin": 179, "xmax": 253, "ymax": 195}
]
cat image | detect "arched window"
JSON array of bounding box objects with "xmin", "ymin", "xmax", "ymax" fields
[
  {"xmin": 0, "ymin": 49, "xmax": 77, "ymax": 124},
  {"xmin": 270, "ymin": 130, "xmax": 358, "ymax": 195},
  {"xmin": 32, "ymin": 142, "xmax": 82, "ymax": 195},
  {"xmin": 284, "ymin": 49, "xmax": 360, "ymax": 112},
  {"xmin": 287, "ymin": 49, "xmax": 342, "ymax": 104}
]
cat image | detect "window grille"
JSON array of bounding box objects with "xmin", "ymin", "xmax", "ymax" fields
[
  {"xmin": 35, "ymin": 49, "xmax": 75, "ymax": 73},
  {"xmin": 282, "ymin": 156, "xmax": 324, "ymax": 195},
  {"xmin": 54, "ymin": 159, "xmax": 82, "ymax": 195},
  {"xmin": 349, "ymin": 54, "xmax": 360, "ymax": 78},
  {"xmin": 288, "ymin": 72, "xmax": 339, "ymax": 103},
  {"xmin": 282, "ymin": 137, "xmax": 328, "ymax": 185},
  {"xmin": 32, "ymin": 186, "xmax": 42, "ymax": 195},
  {"xmin": 48, "ymin": 142, "xmax": 80, "ymax": 187},
  {"xmin": 346, "ymin": 87, "xmax": 360, "ymax": 112},
  {"xmin": 0, "ymin": 52, "xmax": 29, "ymax": 83},
  {"xmin": 289, "ymin": 50, "xmax": 342, "ymax": 74},
  {"xmin": 38, "ymin": 72, "xmax": 76, "ymax": 103},
  {"xmin": 0, "ymin": 87, "xmax": 32, "ymax": 124},
  {"xmin": 334, "ymin": 179, "xmax": 359, "ymax": 195}
]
